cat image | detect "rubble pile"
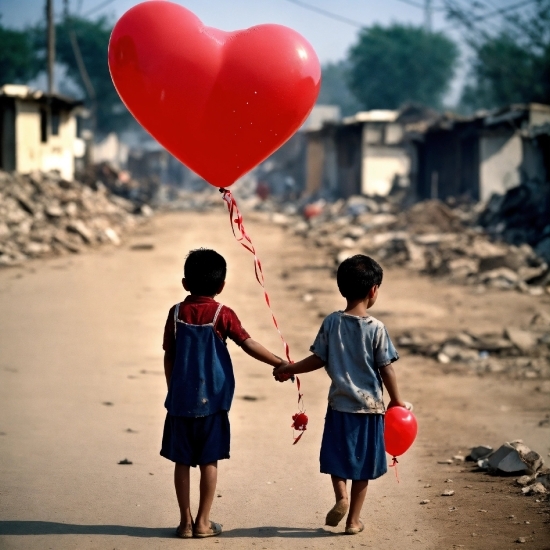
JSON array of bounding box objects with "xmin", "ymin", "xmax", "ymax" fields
[
  {"xmin": 467, "ymin": 442, "xmax": 549, "ymax": 498},
  {"xmin": 80, "ymin": 161, "xmax": 159, "ymax": 205},
  {"xmin": 396, "ymin": 312, "xmax": 550, "ymax": 379},
  {"xmin": 0, "ymin": 170, "xmax": 150, "ymax": 266},
  {"xmin": 285, "ymin": 195, "xmax": 550, "ymax": 294},
  {"xmin": 479, "ymin": 181, "xmax": 550, "ymax": 265}
]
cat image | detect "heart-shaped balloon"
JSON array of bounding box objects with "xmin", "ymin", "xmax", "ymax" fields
[{"xmin": 108, "ymin": 1, "xmax": 321, "ymax": 188}]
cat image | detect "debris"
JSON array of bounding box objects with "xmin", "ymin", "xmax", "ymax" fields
[
  {"xmin": 118, "ymin": 458, "xmax": 133, "ymax": 465},
  {"xmin": 469, "ymin": 445, "xmax": 493, "ymax": 461},
  {"xmin": 488, "ymin": 442, "xmax": 543, "ymax": 475},
  {"xmin": 0, "ymin": 170, "xmax": 150, "ymax": 266},
  {"xmin": 288, "ymin": 194, "xmax": 549, "ymax": 294},
  {"xmin": 130, "ymin": 243, "xmax": 155, "ymax": 250},
  {"xmin": 522, "ymin": 483, "xmax": 547, "ymax": 495}
]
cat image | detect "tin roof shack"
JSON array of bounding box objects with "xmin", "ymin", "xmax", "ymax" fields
[
  {"xmin": 0, "ymin": 85, "xmax": 84, "ymax": 181},
  {"xmin": 255, "ymin": 105, "xmax": 341, "ymax": 199},
  {"xmin": 305, "ymin": 106, "xmax": 435, "ymax": 199},
  {"xmin": 413, "ymin": 104, "xmax": 550, "ymax": 202}
]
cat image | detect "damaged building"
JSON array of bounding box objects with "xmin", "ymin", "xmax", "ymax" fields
[
  {"xmin": 411, "ymin": 103, "xmax": 550, "ymax": 202},
  {"xmin": 0, "ymin": 84, "xmax": 86, "ymax": 181}
]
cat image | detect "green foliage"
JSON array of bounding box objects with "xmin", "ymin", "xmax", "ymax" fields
[
  {"xmin": 317, "ymin": 61, "xmax": 362, "ymax": 116},
  {"xmin": 31, "ymin": 15, "xmax": 131, "ymax": 135},
  {"xmin": 349, "ymin": 24, "xmax": 458, "ymax": 109},
  {"xmin": 458, "ymin": 0, "xmax": 550, "ymax": 110},
  {"xmin": 0, "ymin": 19, "xmax": 40, "ymax": 84},
  {"xmin": 347, "ymin": 24, "xmax": 459, "ymax": 110}
]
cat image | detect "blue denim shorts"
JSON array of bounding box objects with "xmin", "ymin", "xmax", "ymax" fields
[
  {"xmin": 160, "ymin": 410, "xmax": 230, "ymax": 467},
  {"xmin": 320, "ymin": 406, "xmax": 387, "ymax": 480}
]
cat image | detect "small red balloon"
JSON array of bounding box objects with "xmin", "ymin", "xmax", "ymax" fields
[
  {"xmin": 108, "ymin": 1, "xmax": 321, "ymax": 188},
  {"xmin": 384, "ymin": 407, "xmax": 418, "ymax": 457}
]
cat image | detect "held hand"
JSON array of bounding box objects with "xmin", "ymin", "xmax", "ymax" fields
[{"xmin": 273, "ymin": 363, "xmax": 292, "ymax": 382}]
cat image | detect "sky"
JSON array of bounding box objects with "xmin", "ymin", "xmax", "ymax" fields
[{"xmin": 1, "ymin": 0, "xmax": 454, "ymax": 65}]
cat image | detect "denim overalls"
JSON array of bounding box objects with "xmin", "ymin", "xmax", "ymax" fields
[{"xmin": 164, "ymin": 303, "xmax": 235, "ymax": 417}]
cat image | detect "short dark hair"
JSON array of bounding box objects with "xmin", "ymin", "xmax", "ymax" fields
[
  {"xmin": 184, "ymin": 248, "xmax": 227, "ymax": 296},
  {"xmin": 336, "ymin": 255, "xmax": 383, "ymax": 301}
]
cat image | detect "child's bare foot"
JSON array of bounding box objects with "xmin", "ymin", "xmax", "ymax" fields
[
  {"xmin": 325, "ymin": 498, "xmax": 349, "ymax": 526},
  {"xmin": 345, "ymin": 520, "xmax": 365, "ymax": 535}
]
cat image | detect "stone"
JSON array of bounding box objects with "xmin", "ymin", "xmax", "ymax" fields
[
  {"xmin": 488, "ymin": 442, "xmax": 543, "ymax": 475},
  {"xmin": 522, "ymin": 482, "xmax": 546, "ymax": 495},
  {"xmin": 469, "ymin": 445, "xmax": 493, "ymax": 461},
  {"xmin": 441, "ymin": 490, "xmax": 455, "ymax": 496},
  {"xmin": 516, "ymin": 475, "xmax": 536, "ymax": 487},
  {"xmin": 505, "ymin": 328, "xmax": 539, "ymax": 353}
]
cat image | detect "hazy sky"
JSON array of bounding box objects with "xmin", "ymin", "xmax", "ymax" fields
[{"xmin": 1, "ymin": 0, "xmax": 453, "ymax": 65}]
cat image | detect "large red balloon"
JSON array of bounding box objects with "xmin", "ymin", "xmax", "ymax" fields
[
  {"xmin": 108, "ymin": 1, "xmax": 321, "ymax": 188},
  {"xmin": 384, "ymin": 407, "xmax": 418, "ymax": 457}
]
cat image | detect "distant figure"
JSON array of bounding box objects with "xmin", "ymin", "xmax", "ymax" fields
[
  {"xmin": 161, "ymin": 248, "xmax": 287, "ymax": 538},
  {"xmin": 273, "ymin": 255, "xmax": 408, "ymax": 535},
  {"xmin": 255, "ymin": 180, "xmax": 270, "ymax": 200}
]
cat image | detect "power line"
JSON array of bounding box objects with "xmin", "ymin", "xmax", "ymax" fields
[
  {"xmin": 82, "ymin": 0, "xmax": 116, "ymax": 17},
  {"xmin": 280, "ymin": 0, "xmax": 366, "ymax": 28},
  {"xmin": 394, "ymin": 0, "xmax": 445, "ymax": 11}
]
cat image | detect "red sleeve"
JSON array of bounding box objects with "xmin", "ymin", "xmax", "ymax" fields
[
  {"xmin": 162, "ymin": 305, "xmax": 176, "ymax": 355},
  {"xmin": 219, "ymin": 306, "xmax": 251, "ymax": 346}
]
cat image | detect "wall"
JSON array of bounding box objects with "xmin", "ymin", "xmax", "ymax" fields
[
  {"xmin": 15, "ymin": 100, "xmax": 75, "ymax": 181},
  {"xmin": 361, "ymin": 123, "xmax": 409, "ymax": 196},
  {"xmin": 305, "ymin": 136, "xmax": 325, "ymax": 195},
  {"xmin": 479, "ymin": 132, "xmax": 522, "ymax": 201}
]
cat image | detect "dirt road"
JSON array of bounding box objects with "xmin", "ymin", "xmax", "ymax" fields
[{"xmin": 1, "ymin": 209, "xmax": 549, "ymax": 549}]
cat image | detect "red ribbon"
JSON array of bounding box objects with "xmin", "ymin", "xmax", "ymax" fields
[
  {"xmin": 389, "ymin": 456, "xmax": 400, "ymax": 483},
  {"xmin": 219, "ymin": 188, "xmax": 306, "ymax": 443}
]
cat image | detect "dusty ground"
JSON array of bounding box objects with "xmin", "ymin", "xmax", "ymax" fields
[{"xmin": 0, "ymin": 208, "xmax": 549, "ymax": 550}]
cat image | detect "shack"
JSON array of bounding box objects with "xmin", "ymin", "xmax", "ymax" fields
[
  {"xmin": 0, "ymin": 84, "xmax": 84, "ymax": 181},
  {"xmin": 304, "ymin": 105, "xmax": 435, "ymax": 199},
  {"xmin": 413, "ymin": 103, "xmax": 550, "ymax": 202}
]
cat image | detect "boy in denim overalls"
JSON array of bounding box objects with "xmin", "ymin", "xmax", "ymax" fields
[{"xmin": 161, "ymin": 248, "xmax": 287, "ymax": 538}]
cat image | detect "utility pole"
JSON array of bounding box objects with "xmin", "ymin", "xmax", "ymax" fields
[
  {"xmin": 424, "ymin": 0, "xmax": 432, "ymax": 32},
  {"xmin": 46, "ymin": 0, "xmax": 55, "ymax": 94}
]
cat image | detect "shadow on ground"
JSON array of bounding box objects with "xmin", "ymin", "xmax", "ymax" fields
[{"xmin": 0, "ymin": 521, "xmax": 335, "ymax": 539}]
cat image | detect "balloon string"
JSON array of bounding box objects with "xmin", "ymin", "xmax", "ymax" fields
[
  {"xmin": 389, "ymin": 456, "xmax": 400, "ymax": 483},
  {"xmin": 219, "ymin": 188, "xmax": 308, "ymax": 443},
  {"xmin": 219, "ymin": 188, "xmax": 292, "ymax": 363}
]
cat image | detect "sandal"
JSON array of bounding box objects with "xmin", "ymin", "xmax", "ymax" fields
[
  {"xmin": 345, "ymin": 520, "xmax": 365, "ymax": 535},
  {"xmin": 325, "ymin": 500, "xmax": 349, "ymax": 527},
  {"xmin": 175, "ymin": 524, "xmax": 194, "ymax": 539},
  {"xmin": 193, "ymin": 521, "xmax": 223, "ymax": 538}
]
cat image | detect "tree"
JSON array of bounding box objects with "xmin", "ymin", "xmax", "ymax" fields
[
  {"xmin": 446, "ymin": 0, "xmax": 550, "ymax": 110},
  {"xmin": 347, "ymin": 24, "xmax": 459, "ymax": 110},
  {"xmin": 31, "ymin": 15, "xmax": 132, "ymax": 135},
  {"xmin": 0, "ymin": 19, "xmax": 40, "ymax": 84},
  {"xmin": 317, "ymin": 61, "xmax": 362, "ymax": 116}
]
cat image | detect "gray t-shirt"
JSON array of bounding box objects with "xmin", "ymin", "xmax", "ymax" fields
[{"xmin": 310, "ymin": 311, "xmax": 399, "ymax": 414}]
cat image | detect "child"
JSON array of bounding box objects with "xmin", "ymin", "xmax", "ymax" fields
[
  {"xmin": 161, "ymin": 248, "xmax": 287, "ymax": 538},
  {"xmin": 273, "ymin": 254, "xmax": 407, "ymax": 535}
]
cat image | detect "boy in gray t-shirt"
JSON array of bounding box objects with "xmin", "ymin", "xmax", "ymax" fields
[{"xmin": 273, "ymin": 255, "xmax": 407, "ymax": 535}]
